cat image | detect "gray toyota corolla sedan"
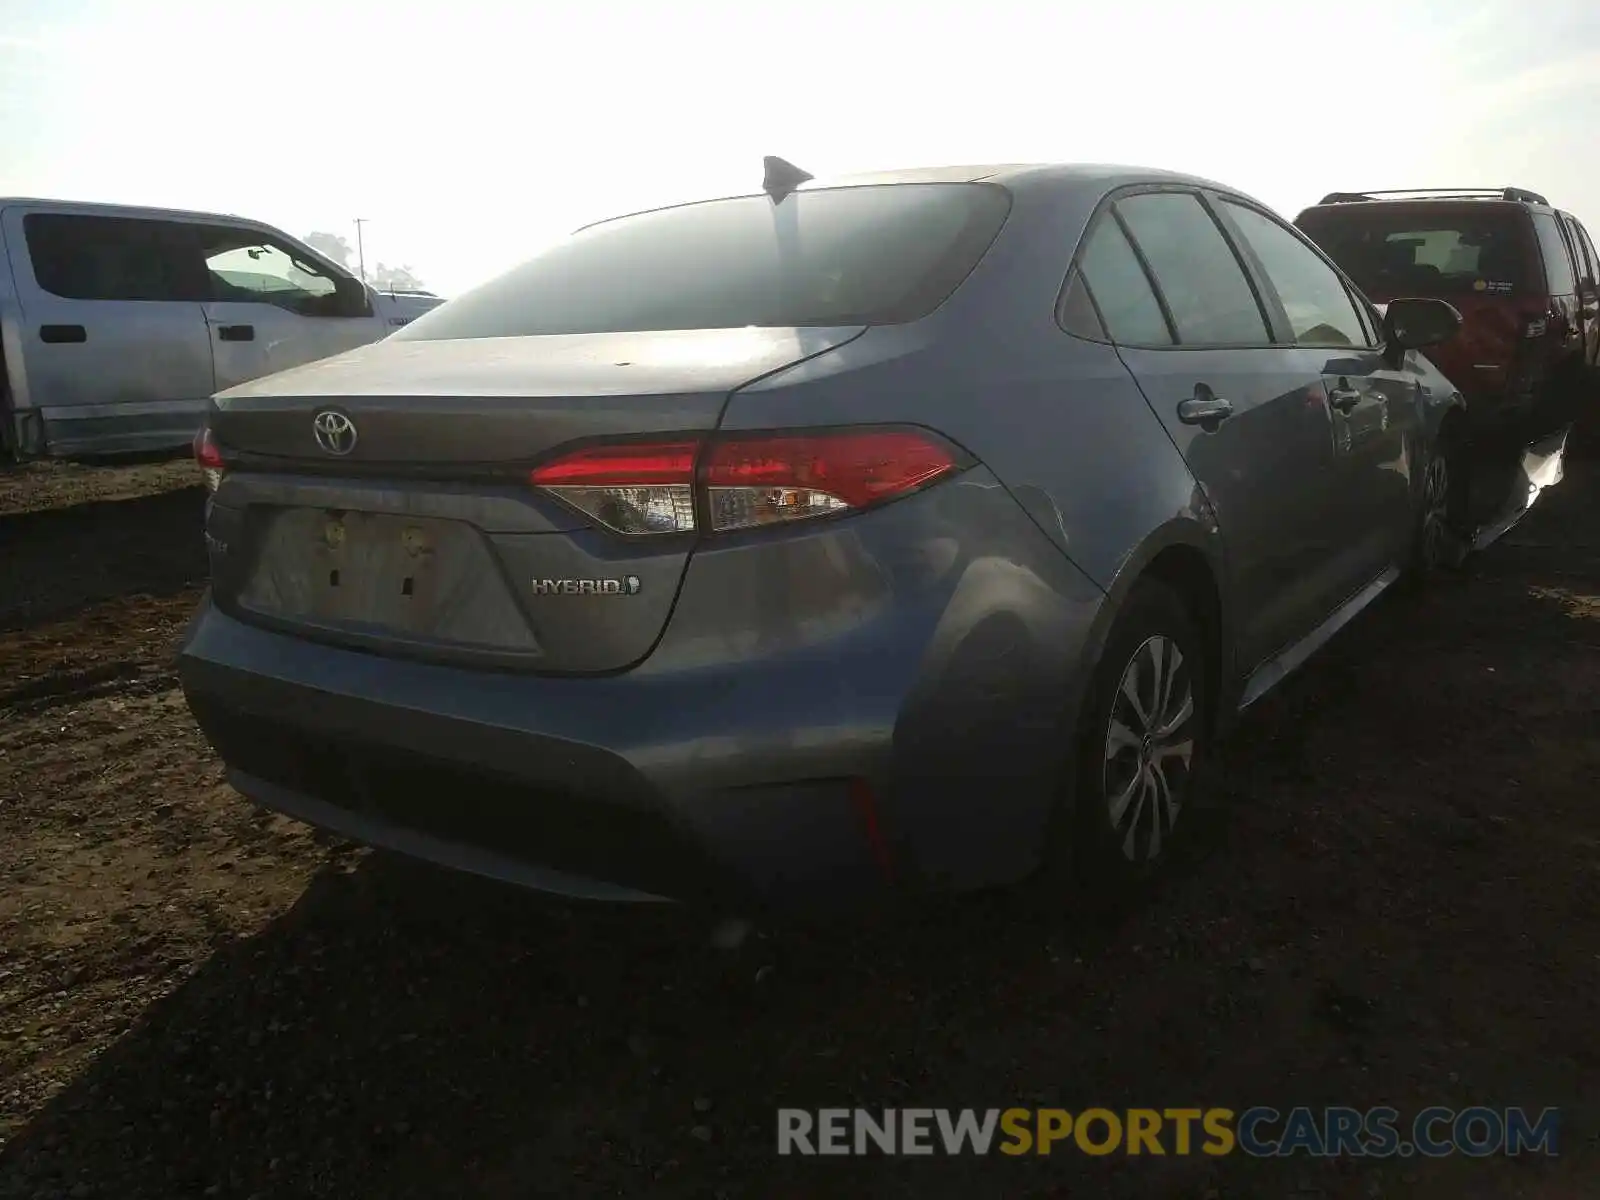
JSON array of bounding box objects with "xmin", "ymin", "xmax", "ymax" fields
[{"xmin": 178, "ymin": 161, "xmax": 1469, "ymax": 913}]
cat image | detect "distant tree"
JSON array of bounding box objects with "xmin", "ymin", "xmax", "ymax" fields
[
  {"xmin": 303, "ymin": 232, "xmax": 354, "ymax": 269},
  {"xmin": 373, "ymin": 263, "xmax": 426, "ymax": 292}
]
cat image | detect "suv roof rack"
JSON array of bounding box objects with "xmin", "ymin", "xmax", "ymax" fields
[{"xmin": 1317, "ymin": 187, "xmax": 1550, "ymax": 206}]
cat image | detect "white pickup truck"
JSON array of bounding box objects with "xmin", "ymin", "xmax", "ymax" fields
[{"xmin": 0, "ymin": 197, "xmax": 445, "ymax": 459}]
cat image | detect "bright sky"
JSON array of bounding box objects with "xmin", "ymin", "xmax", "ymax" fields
[{"xmin": 3, "ymin": 0, "xmax": 1598, "ymax": 298}]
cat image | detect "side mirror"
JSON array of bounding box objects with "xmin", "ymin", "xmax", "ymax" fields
[
  {"xmin": 335, "ymin": 275, "xmax": 374, "ymax": 318},
  {"xmin": 1382, "ymin": 296, "xmax": 1462, "ymax": 351}
]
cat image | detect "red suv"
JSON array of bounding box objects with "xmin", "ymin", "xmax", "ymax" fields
[{"xmin": 1296, "ymin": 188, "xmax": 1600, "ymax": 436}]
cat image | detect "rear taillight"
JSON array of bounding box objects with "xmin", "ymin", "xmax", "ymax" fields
[
  {"xmin": 528, "ymin": 428, "xmax": 963, "ymax": 536},
  {"xmin": 193, "ymin": 426, "xmax": 225, "ymax": 492}
]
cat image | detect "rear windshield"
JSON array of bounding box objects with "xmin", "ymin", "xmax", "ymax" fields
[
  {"xmin": 1296, "ymin": 206, "xmax": 1535, "ymax": 297},
  {"xmin": 395, "ymin": 183, "xmax": 1012, "ymax": 339}
]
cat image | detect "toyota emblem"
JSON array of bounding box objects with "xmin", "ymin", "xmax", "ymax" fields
[{"xmin": 312, "ymin": 409, "xmax": 358, "ymax": 456}]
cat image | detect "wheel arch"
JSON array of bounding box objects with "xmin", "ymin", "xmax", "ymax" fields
[{"xmin": 1071, "ymin": 517, "xmax": 1234, "ymax": 738}]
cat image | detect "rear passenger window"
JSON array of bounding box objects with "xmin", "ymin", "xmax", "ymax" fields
[
  {"xmin": 23, "ymin": 214, "xmax": 195, "ymax": 302},
  {"xmin": 1532, "ymin": 213, "xmax": 1577, "ymax": 295},
  {"xmin": 1221, "ymin": 201, "xmax": 1370, "ymax": 347},
  {"xmin": 1565, "ymin": 218, "xmax": 1596, "ymax": 285},
  {"xmin": 1057, "ymin": 270, "xmax": 1106, "ymax": 339},
  {"xmin": 1115, "ymin": 192, "xmax": 1270, "ymax": 345},
  {"xmin": 1579, "ymin": 224, "xmax": 1600, "ymax": 283},
  {"xmin": 1075, "ymin": 218, "xmax": 1172, "ymax": 345}
]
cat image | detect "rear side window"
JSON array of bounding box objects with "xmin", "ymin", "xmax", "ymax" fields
[
  {"xmin": 1562, "ymin": 216, "xmax": 1595, "ymax": 285},
  {"xmin": 23, "ymin": 214, "xmax": 195, "ymax": 302},
  {"xmin": 396, "ymin": 183, "xmax": 1012, "ymax": 339},
  {"xmin": 1074, "ymin": 217, "xmax": 1172, "ymax": 345},
  {"xmin": 1221, "ymin": 201, "xmax": 1370, "ymax": 347},
  {"xmin": 1297, "ymin": 207, "xmax": 1535, "ymax": 296},
  {"xmin": 1580, "ymin": 224, "xmax": 1600, "ymax": 289},
  {"xmin": 1056, "ymin": 270, "xmax": 1106, "ymax": 339},
  {"xmin": 1534, "ymin": 213, "xmax": 1578, "ymax": 295},
  {"xmin": 1115, "ymin": 192, "xmax": 1270, "ymax": 345}
]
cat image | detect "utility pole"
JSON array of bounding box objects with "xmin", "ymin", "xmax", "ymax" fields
[{"xmin": 353, "ymin": 218, "xmax": 369, "ymax": 283}]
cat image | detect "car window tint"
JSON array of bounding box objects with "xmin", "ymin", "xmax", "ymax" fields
[
  {"xmin": 1222, "ymin": 201, "xmax": 1370, "ymax": 347},
  {"xmin": 1075, "ymin": 217, "xmax": 1172, "ymax": 345},
  {"xmin": 23, "ymin": 214, "xmax": 195, "ymax": 302},
  {"xmin": 1532, "ymin": 213, "xmax": 1577, "ymax": 295},
  {"xmin": 1564, "ymin": 217, "xmax": 1596, "ymax": 284},
  {"xmin": 1115, "ymin": 192, "xmax": 1269, "ymax": 345},
  {"xmin": 1057, "ymin": 269, "xmax": 1106, "ymax": 339},
  {"xmin": 1297, "ymin": 207, "xmax": 1536, "ymax": 296},
  {"xmin": 1578, "ymin": 223, "xmax": 1600, "ymax": 288},
  {"xmin": 397, "ymin": 183, "xmax": 1012, "ymax": 339}
]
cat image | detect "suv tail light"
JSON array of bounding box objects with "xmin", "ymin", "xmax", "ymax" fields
[
  {"xmin": 529, "ymin": 428, "xmax": 965, "ymax": 536},
  {"xmin": 193, "ymin": 426, "xmax": 226, "ymax": 492}
]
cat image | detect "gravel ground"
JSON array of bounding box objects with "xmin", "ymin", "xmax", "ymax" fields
[{"xmin": 0, "ymin": 449, "xmax": 1597, "ymax": 1199}]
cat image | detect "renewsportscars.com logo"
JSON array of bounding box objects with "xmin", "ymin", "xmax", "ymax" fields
[{"xmin": 777, "ymin": 1106, "xmax": 1560, "ymax": 1158}]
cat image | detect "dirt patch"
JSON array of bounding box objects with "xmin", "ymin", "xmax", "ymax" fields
[
  {"xmin": 0, "ymin": 451, "xmax": 1598, "ymax": 1199},
  {"xmin": 0, "ymin": 458, "xmax": 199, "ymax": 518}
]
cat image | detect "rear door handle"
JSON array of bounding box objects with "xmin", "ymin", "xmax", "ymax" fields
[
  {"xmin": 39, "ymin": 324, "xmax": 86, "ymax": 344},
  {"xmin": 1328, "ymin": 386, "xmax": 1362, "ymax": 413},
  {"xmin": 217, "ymin": 324, "xmax": 255, "ymax": 342},
  {"xmin": 1176, "ymin": 395, "xmax": 1234, "ymax": 426}
]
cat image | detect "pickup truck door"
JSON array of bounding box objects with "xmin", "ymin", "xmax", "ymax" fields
[
  {"xmin": 187, "ymin": 224, "xmax": 386, "ymax": 393},
  {"xmin": 0, "ymin": 207, "xmax": 214, "ymax": 455}
]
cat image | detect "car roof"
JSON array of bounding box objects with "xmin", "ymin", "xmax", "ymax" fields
[
  {"xmin": 798, "ymin": 161, "xmax": 1248, "ymax": 194},
  {"xmin": 1299, "ymin": 189, "xmax": 1554, "ymax": 217},
  {"xmin": 0, "ymin": 196, "xmax": 253, "ymax": 223},
  {"xmin": 583, "ymin": 163, "xmax": 1262, "ymax": 235}
]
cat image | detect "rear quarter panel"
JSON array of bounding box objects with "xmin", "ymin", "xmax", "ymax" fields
[
  {"xmin": 721, "ymin": 176, "xmax": 1218, "ymax": 599},
  {"xmin": 718, "ymin": 175, "xmax": 1231, "ymax": 732}
]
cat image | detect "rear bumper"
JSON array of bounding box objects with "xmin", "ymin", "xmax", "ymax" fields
[
  {"xmin": 177, "ymin": 474, "xmax": 1108, "ymax": 912},
  {"xmin": 180, "ymin": 602, "xmax": 910, "ymax": 911}
]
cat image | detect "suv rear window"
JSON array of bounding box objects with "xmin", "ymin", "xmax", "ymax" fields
[
  {"xmin": 396, "ymin": 183, "xmax": 1013, "ymax": 339},
  {"xmin": 1296, "ymin": 206, "xmax": 1536, "ymax": 297}
]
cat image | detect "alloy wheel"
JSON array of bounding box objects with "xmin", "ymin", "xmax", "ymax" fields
[
  {"xmin": 1102, "ymin": 635, "xmax": 1196, "ymax": 862},
  {"xmin": 1419, "ymin": 452, "xmax": 1453, "ymax": 571}
]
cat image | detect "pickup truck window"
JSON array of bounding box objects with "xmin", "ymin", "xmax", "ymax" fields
[{"xmin": 23, "ymin": 214, "xmax": 193, "ymax": 302}]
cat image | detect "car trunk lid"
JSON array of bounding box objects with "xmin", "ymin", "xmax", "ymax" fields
[
  {"xmin": 207, "ymin": 326, "xmax": 864, "ymax": 673},
  {"xmin": 209, "ymin": 327, "xmax": 862, "ymax": 465}
]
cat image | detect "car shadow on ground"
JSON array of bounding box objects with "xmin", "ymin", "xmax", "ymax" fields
[
  {"xmin": 3, "ymin": 440, "xmax": 1599, "ymax": 1200},
  {"xmin": 0, "ymin": 486, "xmax": 207, "ymax": 630}
]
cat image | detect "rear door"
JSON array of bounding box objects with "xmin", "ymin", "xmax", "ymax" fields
[
  {"xmin": 1216, "ymin": 197, "xmax": 1419, "ymax": 582},
  {"xmin": 1561, "ymin": 214, "xmax": 1600, "ymax": 368},
  {"xmin": 1080, "ymin": 188, "xmax": 1341, "ymax": 671},
  {"xmin": 190, "ymin": 222, "xmax": 386, "ymax": 392},
  {"xmin": 1, "ymin": 209, "xmax": 213, "ymax": 453}
]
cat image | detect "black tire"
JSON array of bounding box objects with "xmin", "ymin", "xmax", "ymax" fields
[
  {"xmin": 0, "ymin": 375, "xmax": 15, "ymax": 463},
  {"xmin": 1066, "ymin": 580, "xmax": 1211, "ymax": 896},
  {"xmin": 1406, "ymin": 422, "xmax": 1471, "ymax": 582}
]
